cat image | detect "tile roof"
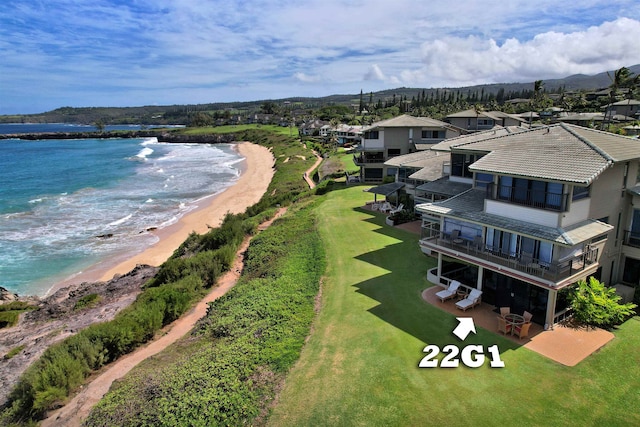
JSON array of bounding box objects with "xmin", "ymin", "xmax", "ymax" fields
[
  {"xmin": 429, "ymin": 126, "xmax": 528, "ymax": 152},
  {"xmin": 363, "ymin": 114, "xmax": 452, "ymax": 131},
  {"xmin": 455, "ymin": 123, "xmax": 640, "ymax": 184},
  {"xmin": 384, "ymin": 150, "xmax": 447, "ymax": 167},
  {"xmin": 415, "ymin": 189, "xmax": 613, "ymax": 245},
  {"xmin": 415, "ymin": 177, "xmax": 473, "ymax": 196}
]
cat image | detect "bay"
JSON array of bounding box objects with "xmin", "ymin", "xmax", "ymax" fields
[{"xmin": 0, "ymin": 137, "xmax": 242, "ymax": 296}]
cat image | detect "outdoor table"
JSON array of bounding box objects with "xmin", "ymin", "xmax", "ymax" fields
[
  {"xmin": 503, "ymin": 313, "xmax": 525, "ymax": 335},
  {"xmin": 456, "ymin": 289, "xmax": 468, "ymax": 301}
]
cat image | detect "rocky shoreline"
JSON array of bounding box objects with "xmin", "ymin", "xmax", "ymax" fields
[
  {"xmin": 0, "ymin": 129, "xmax": 238, "ymax": 143},
  {"xmin": 0, "ymin": 265, "xmax": 158, "ymax": 406}
]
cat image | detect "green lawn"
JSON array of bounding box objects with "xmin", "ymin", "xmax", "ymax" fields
[
  {"xmin": 268, "ymin": 185, "xmax": 640, "ymax": 427},
  {"xmin": 182, "ymin": 124, "xmax": 295, "ymax": 136}
]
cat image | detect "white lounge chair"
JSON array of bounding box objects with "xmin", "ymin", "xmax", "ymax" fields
[
  {"xmin": 455, "ymin": 289, "xmax": 483, "ymax": 311},
  {"xmin": 389, "ymin": 203, "xmax": 404, "ymax": 215},
  {"xmin": 379, "ymin": 202, "xmax": 393, "ymax": 213},
  {"xmin": 435, "ymin": 280, "xmax": 461, "ymax": 302}
]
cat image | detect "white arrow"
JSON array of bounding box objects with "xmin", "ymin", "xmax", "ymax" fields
[{"xmin": 453, "ymin": 317, "xmax": 476, "ymax": 341}]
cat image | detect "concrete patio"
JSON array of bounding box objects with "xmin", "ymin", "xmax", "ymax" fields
[{"xmin": 422, "ymin": 286, "xmax": 615, "ymax": 366}]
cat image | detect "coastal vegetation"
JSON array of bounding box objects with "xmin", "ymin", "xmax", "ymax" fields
[
  {"xmin": 0, "ymin": 129, "xmax": 316, "ymax": 425},
  {"xmin": 85, "ymin": 200, "xmax": 324, "ymax": 426},
  {"xmin": 0, "ymin": 302, "xmax": 36, "ymax": 329}
]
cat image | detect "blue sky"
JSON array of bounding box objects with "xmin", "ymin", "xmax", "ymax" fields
[{"xmin": 1, "ymin": 0, "xmax": 640, "ymax": 114}]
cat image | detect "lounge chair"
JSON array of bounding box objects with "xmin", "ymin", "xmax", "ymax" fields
[
  {"xmin": 389, "ymin": 203, "xmax": 404, "ymax": 215},
  {"xmin": 435, "ymin": 281, "xmax": 461, "ymax": 302},
  {"xmin": 379, "ymin": 202, "xmax": 393, "ymax": 213},
  {"xmin": 499, "ymin": 306, "xmax": 510, "ymax": 318},
  {"xmin": 455, "ymin": 289, "xmax": 482, "ymax": 311},
  {"xmin": 513, "ymin": 322, "xmax": 531, "ymax": 339},
  {"xmin": 497, "ymin": 316, "xmax": 512, "ymax": 335}
]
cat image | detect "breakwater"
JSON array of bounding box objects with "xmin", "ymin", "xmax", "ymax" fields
[{"xmin": 0, "ymin": 130, "xmax": 237, "ymax": 144}]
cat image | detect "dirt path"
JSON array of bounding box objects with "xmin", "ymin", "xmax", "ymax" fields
[
  {"xmin": 42, "ymin": 208, "xmax": 287, "ymax": 427},
  {"xmin": 303, "ymin": 150, "xmax": 323, "ymax": 189}
]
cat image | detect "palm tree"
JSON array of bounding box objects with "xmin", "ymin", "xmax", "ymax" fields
[
  {"xmin": 602, "ymin": 67, "xmax": 633, "ymax": 130},
  {"xmin": 473, "ymin": 103, "xmax": 484, "ymax": 132}
]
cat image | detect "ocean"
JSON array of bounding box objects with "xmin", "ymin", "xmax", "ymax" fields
[
  {"xmin": 0, "ymin": 134, "xmax": 243, "ymax": 296},
  {"xmin": 0, "ymin": 123, "xmax": 184, "ymax": 134}
]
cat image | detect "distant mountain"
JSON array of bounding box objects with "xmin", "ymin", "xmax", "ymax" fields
[{"xmin": 1, "ymin": 65, "xmax": 638, "ymax": 123}]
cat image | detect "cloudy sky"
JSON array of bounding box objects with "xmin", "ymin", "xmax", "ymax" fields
[{"xmin": 1, "ymin": 0, "xmax": 640, "ymax": 114}]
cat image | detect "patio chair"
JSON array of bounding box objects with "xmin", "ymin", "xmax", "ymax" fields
[
  {"xmin": 455, "ymin": 289, "xmax": 483, "ymax": 311},
  {"xmin": 497, "ymin": 316, "xmax": 512, "ymax": 335},
  {"xmin": 389, "ymin": 203, "xmax": 404, "ymax": 215},
  {"xmin": 523, "ymin": 310, "xmax": 533, "ymax": 323},
  {"xmin": 513, "ymin": 321, "xmax": 531, "ymax": 339},
  {"xmin": 499, "ymin": 306, "xmax": 510, "ymax": 318},
  {"xmin": 435, "ymin": 280, "xmax": 461, "ymax": 302},
  {"xmin": 379, "ymin": 202, "xmax": 393, "ymax": 213},
  {"xmin": 451, "ymin": 229, "xmax": 464, "ymax": 244}
]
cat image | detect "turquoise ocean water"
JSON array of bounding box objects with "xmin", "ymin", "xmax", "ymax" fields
[{"xmin": 0, "ymin": 135, "xmax": 242, "ymax": 296}]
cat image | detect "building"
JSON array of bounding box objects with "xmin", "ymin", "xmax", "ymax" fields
[
  {"xmin": 444, "ymin": 109, "xmax": 526, "ymax": 132},
  {"xmin": 415, "ymin": 123, "xmax": 640, "ymax": 327},
  {"xmin": 354, "ymin": 115, "xmax": 461, "ymax": 182}
]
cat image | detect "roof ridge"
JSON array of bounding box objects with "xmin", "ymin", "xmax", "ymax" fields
[{"xmin": 559, "ymin": 123, "xmax": 615, "ymax": 162}]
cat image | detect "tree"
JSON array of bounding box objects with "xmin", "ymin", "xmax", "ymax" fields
[
  {"xmin": 569, "ymin": 277, "xmax": 636, "ymax": 329},
  {"xmin": 602, "ymin": 66, "xmax": 637, "ymax": 130},
  {"xmin": 93, "ymin": 120, "xmax": 105, "ymax": 133}
]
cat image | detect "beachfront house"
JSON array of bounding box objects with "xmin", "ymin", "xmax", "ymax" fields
[
  {"xmin": 415, "ymin": 123, "xmax": 640, "ymax": 327},
  {"xmin": 354, "ymin": 115, "xmax": 461, "ymax": 183}
]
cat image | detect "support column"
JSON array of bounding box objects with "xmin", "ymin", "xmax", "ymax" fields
[
  {"xmin": 545, "ymin": 289, "xmax": 557, "ymax": 330},
  {"xmin": 476, "ymin": 266, "xmax": 484, "ymax": 290}
]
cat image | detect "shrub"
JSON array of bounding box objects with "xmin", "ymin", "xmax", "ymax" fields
[
  {"xmin": 73, "ymin": 293, "xmax": 101, "ymax": 311},
  {"xmin": 569, "ymin": 277, "xmax": 637, "ymax": 329}
]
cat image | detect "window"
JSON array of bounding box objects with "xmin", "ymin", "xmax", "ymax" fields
[
  {"xmin": 386, "ymin": 167, "xmax": 398, "ymax": 177},
  {"xmin": 364, "ymin": 130, "xmax": 379, "ymax": 139},
  {"xmin": 451, "ymin": 153, "xmax": 482, "ymax": 178},
  {"xmin": 474, "ymin": 173, "xmax": 494, "ymax": 189},
  {"xmin": 421, "ymin": 130, "xmax": 444, "ymax": 139},
  {"xmin": 387, "ymin": 148, "xmax": 401, "ymax": 157},
  {"xmin": 497, "ymin": 177, "xmax": 565, "ymax": 210},
  {"xmin": 572, "ymin": 185, "xmax": 590, "ymax": 201}
]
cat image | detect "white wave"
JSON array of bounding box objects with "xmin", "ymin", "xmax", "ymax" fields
[
  {"xmin": 145, "ymin": 198, "xmax": 154, "ymax": 203},
  {"xmin": 28, "ymin": 198, "xmax": 44, "ymax": 204},
  {"xmin": 141, "ymin": 137, "xmax": 158, "ymax": 146},
  {"xmin": 108, "ymin": 213, "xmax": 132, "ymax": 226},
  {"xmin": 135, "ymin": 147, "xmax": 154, "ymax": 159}
]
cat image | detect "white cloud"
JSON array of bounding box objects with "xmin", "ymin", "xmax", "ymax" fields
[
  {"xmin": 294, "ymin": 73, "xmax": 322, "ymax": 83},
  {"xmin": 400, "ymin": 17, "xmax": 640, "ymax": 87},
  {"xmin": 2, "ymin": 1, "xmax": 640, "ymax": 113},
  {"xmin": 364, "ymin": 64, "xmax": 386, "ymax": 81}
]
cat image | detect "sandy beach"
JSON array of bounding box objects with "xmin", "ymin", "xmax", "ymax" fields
[{"xmin": 48, "ymin": 141, "xmax": 275, "ymax": 295}]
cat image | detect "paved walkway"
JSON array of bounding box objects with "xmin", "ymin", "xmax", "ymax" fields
[{"xmin": 422, "ymin": 286, "xmax": 615, "ymax": 366}]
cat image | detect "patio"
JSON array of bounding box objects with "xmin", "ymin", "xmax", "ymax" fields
[{"xmin": 421, "ymin": 286, "xmax": 615, "ymax": 366}]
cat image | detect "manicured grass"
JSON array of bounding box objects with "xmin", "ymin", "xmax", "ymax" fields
[
  {"xmin": 182, "ymin": 124, "xmax": 295, "ymax": 136},
  {"xmin": 268, "ymin": 185, "xmax": 640, "ymax": 427}
]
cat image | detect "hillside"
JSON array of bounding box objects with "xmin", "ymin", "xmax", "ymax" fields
[{"xmin": 1, "ymin": 64, "xmax": 638, "ymax": 125}]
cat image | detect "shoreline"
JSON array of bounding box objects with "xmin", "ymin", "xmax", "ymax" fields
[{"xmin": 46, "ymin": 141, "xmax": 275, "ymax": 296}]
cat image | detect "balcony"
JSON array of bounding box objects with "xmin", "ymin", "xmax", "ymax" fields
[
  {"xmin": 486, "ymin": 183, "xmax": 569, "ymax": 212},
  {"xmin": 353, "ymin": 154, "xmax": 385, "ymax": 166},
  {"xmin": 419, "ymin": 230, "xmax": 600, "ymax": 287}
]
